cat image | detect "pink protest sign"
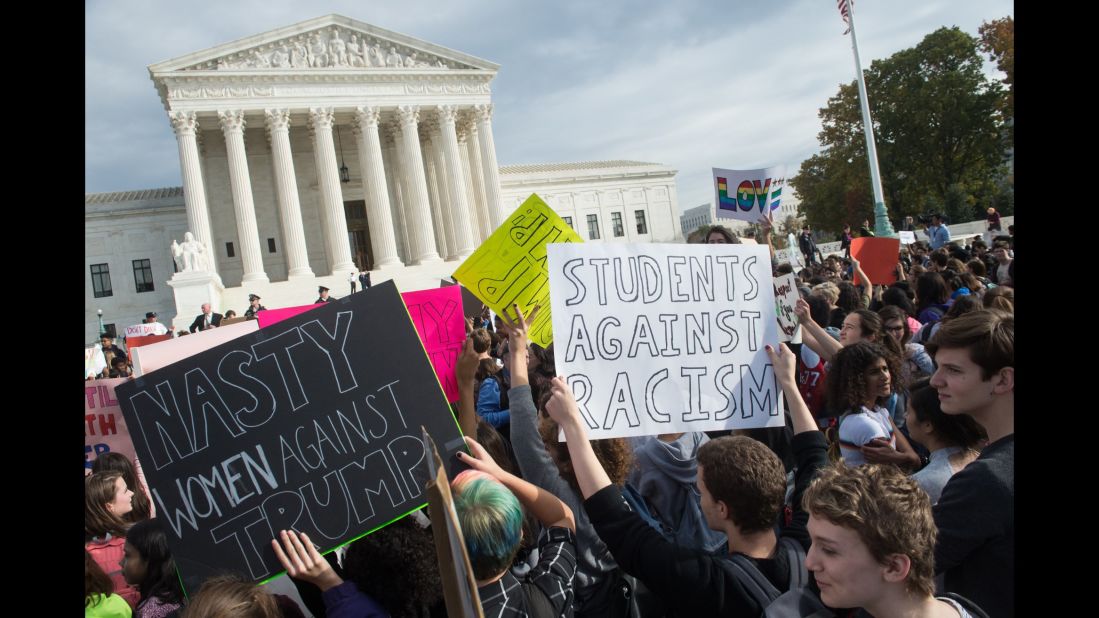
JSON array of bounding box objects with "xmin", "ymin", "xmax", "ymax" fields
[
  {"xmin": 256, "ymin": 304, "xmax": 321, "ymax": 328},
  {"xmin": 402, "ymin": 286, "xmax": 465, "ymax": 402},
  {"xmin": 84, "ymin": 378, "xmax": 136, "ymax": 473}
]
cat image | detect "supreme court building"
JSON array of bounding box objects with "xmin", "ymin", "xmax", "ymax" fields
[{"xmin": 85, "ymin": 15, "xmax": 681, "ymax": 341}]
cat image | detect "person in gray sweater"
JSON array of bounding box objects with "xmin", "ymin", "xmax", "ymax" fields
[
  {"xmin": 463, "ymin": 305, "xmax": 629, "ymax": 617},
  {"xmin": 628, "ymin": 432, "xmax": 728, "ymax": 554}
]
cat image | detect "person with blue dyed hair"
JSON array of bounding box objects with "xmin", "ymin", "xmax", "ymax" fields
[{"xmin": 456, "ymin": 436, "xmax": 578, "ymax": 616}]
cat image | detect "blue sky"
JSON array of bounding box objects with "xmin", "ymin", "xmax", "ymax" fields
[{"xmin": 85, "ymin": 0, "xmax": 1013, "ymax": 212}]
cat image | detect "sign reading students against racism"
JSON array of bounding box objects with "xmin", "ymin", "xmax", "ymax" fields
[
  {"xmin": 454, "ymin": 193, "xmax": 583, "ymax": 347},
  {"xmin": 115, "ymin": 282, "xmax": 465, "ymax": 593},
  {"xmin": 401, "ymin": 286, "xmax": 465, "ymax": 403},
  {"xmin": 85, "ymin": 378, "xmax": 137, "ymax": 473},
  {"xmin": 548, "ymin": 243, "xmax": 783, "ymax": 440},
  {"xmin": 713, "ymin": 166, "xmax": 786, "ymax": 223}
]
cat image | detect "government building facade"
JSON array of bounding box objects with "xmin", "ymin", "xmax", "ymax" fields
[{"xmin": 85, "ymin": 15, "xmax": 681, "ymax": 342}]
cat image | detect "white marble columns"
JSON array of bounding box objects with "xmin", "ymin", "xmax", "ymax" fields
[
  {"xmin": 217, "ymin": 110, "xmax": 269, "ymax": 284},
  {"xmin": 395, "ymin": 105, "xmax": 441, "ymax": 264},
  {"xmin": 170, "ymin": 111, "xmax": 218, "ymax": 276},
  {"xmin": 352, "ymin": 107, "xmax": 403, "ymax": 269},
  {"xmin": 436, "ymin": 105, "xmax": 477, "ymax": 258},
  {"xmin": 264, "ymin": 109, "xmax": 314, "ymax": 279},
  {"xmin": 309, "ymin": 108, "xmax": 357, "ymax": 273},
  {"xmin": 474, "ymin": 104, "xmax": 507, "ymax": 228}
]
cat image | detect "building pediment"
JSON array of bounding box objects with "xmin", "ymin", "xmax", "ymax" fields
[{"xmin": 149, "ymin": 14, "xmax": 499, "ymax": 75}]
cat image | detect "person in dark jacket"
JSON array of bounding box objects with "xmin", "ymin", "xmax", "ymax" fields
[
  {"xmin": 543, "ymin": 343, "xmax": 830, "ymax": 616},
  {"xmin": 926, "ymin": 310, "xmax": 1014, "ymax": 618},
  {"xmin": 798, "ymin": 225, "xmax": 819, "ymax": 266},
  {"xmin": 315, "ymin": 286, "xmax": 333, "ymax": 304}
]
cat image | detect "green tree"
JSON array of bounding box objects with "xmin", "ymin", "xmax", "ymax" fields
[
  {"xmin": 979, "ymin": 17, "xmax": 1013, "ymax": 121},
  {"xmin": 790, "ymin": 27, "xmax": 1008, "ymax": 235}
]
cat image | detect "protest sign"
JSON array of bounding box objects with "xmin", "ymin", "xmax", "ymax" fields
[
  {"xmin": 773, "ymin": 273, "xmax": 802, "ymax": 344},
  {"xmin": 221, "ymin": 316, "xmax": 249, "ymax": 326},
  {"xmin": 402, "ymin": 287, "xmax": 465, "ymax": 402},
  {"xmin": 453, "ymin": 193, "xmax": 582, "ymax": 347},
  {"xmin": 130, "ymin": 321, "xmax": 259, "ymax": 377},
  {"xmin": 256, "ymin": 304, "xmax": 320, "ymax": 329},
  {"xmin": 548, "ymin": 243, "xmax": 783, "ymax": 439},
  {"xmin": 84, "ymin": 378, "xmax": 137, "ymax": 472},
  {"xmin": 440, "ymin": 279, "xmax": 486, "ymax": 322},
  {"xmin": 86, "ymin": 346, "xmax": 107, "ymax": 378},
  {"xmin": 126, "ymin": 323, "xmax": 166, "ymax": 338},
  {"xmin": 712, "ymin": 166, "xmax": 786, "ymax": 222},
  {"xmin": 115, "ymin": 281, "xmax": 465, "ymax": 593},
  {"xmin": 423, "ymin": 429, "xmax": 483, "ymax": 618},
  {"xmin": 126, "ymin": 334, "xmax": 173, "ymax": 355},
  {"xmin": 851, "ymin": 237, "xmax": 901, "ymax": 285},
  {"xmin": 898, "ymin": 231, "xmax": 917, "ymax": 245}
]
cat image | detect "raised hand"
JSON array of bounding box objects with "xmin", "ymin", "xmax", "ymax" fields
[
  {"xmin": 456, "ymin": 436, "xmax": 507, "ymax": 481},
  {"xmin": 271, "ymin": 530, "xmax": 343, "ymax": 592}
]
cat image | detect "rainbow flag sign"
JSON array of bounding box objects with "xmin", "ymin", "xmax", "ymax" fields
[{"xmin": 712, "ymin": 166, "xmax": 786, "ymax": 222}]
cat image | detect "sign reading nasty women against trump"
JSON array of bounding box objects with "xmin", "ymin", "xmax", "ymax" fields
[
  {"xmin": 547, "ymin": 244, "xmax": 783, "ymax": 439},
  {"xmin": 713, "ymin": 166, "xmax": 786, "ymax": 223},
  {"xmin": 401, "ymin": 286, "xmax": 465, "ymax": 403},
  {"xmin": 114, "ymin": 281, "xmax": 465, "ymax": 593},
  {"xmin": 453, "ymin": 193, "xmax": 583, "ymax": 348}
]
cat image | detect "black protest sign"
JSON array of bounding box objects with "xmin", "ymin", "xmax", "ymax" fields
[
  {"xmin": 115, "ymin": 281, "xmax": 465, "ymax": 593},
  {"xmin": 440, "ymin": 278, "xmax": 485, "ymax": 321}
]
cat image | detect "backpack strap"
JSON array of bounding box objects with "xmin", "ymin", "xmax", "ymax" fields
[
  {"xmin": 521, "ymin": 579, "xmax": 557, "ymax": 618},
  {"xmin": 776, "ymin": 537, "xmax": 808, "ymax": 590},
  {"xmin": 723, "ymin": 553, "xmax": 783, "ymax": 609}
]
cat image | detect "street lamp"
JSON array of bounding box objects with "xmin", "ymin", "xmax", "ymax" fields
[{"xmin": 97, "ymin": 309, "xmax": 105, "ymax": 336}]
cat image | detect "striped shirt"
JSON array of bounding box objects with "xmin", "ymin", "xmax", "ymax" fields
[{"xmin": 478, "ymin": 526, "xmax": 577, "ymax": 618}]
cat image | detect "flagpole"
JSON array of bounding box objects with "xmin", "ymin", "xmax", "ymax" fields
[{"xmin": 846, "ymin": 2, "xmax": 895, "ymax": 237}]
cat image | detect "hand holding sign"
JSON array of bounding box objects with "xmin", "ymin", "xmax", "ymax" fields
[
  {"xmin": 271, "ymin": 530, "xmax": 343, "ymax": 592},
  {"xmin": 456, "ymin": 436, "xmax": 507, "ymax": 481},
  {"xmin": 795, "ymin": 298, "xmax": 812, "ymax": 322},
  {"xmin": 764, "ymin": 343, "xmax": 797, "ymax": 387},
  {"xmin": 544, "ymin": 376, "xmax": 587, "ymax": 432}
]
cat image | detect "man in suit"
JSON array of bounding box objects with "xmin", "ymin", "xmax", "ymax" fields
[
  {"xmin": 359, "ymin": 270, "xmax": 371, "ymax": 290},
  {"xmin": 189, "ymin": 302, "xmax": 223, "ymax": 332},
  {"xmin": 315, "ymin": 286, "xmax": 333, "ymax": 304}
]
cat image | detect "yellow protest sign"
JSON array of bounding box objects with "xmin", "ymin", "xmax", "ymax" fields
[{"xmin": 453, "ymin": 193, "xmax": 582, "ymax": 347}]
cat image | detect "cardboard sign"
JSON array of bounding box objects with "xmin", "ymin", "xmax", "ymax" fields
[
  {"xmin": 898, "ymin": 231, "xmax": 917, "ymax": 245},
  {"xmin": 817, "ymin": 241, "xmax": 843, "ymax": 257},
  {"xmin": 85, "ymin": 378, "xmax": 137, "ymax": 472},
  {"xmin": 423, "ymin": 430, "xmax": 483, "ymax": 618},
  {"xmin": 131, "ymin": 321, "xmax": 260, "ymax": 377},
  {"xmin": 440, "ymin": 280, "xmax": 486, "ymax": 322},
  {"xmin": 256, "ymin": 304, "xmax": 321, "ymax": 329},
  {"xmin": 548, "ymin": 243, "xmax": 783, "ymax": 439},
  {"xmin": 453, "ymin": 194, "xmax": 583, "ymax": 347},
  {"xmin": 114, "ymin": 282, "xmax": 465, "ymax": 593},
  {"xmin": 773, "ymin": 273, "xmax": 802, "ymax": 344},
  {"xmin": 850, "ymin": 237, "xmax": 901, "ymax": 286},
  {"xmin": 713, "ymin": 166, "xmax": 786, "ymax": 222},
  {"xmin": 402, "ymin": 287, "xmax": 465, "ymax": 402}
]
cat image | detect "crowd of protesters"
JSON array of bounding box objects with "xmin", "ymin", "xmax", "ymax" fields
[{"xmin": 87, "ymin": 215, "xmax": 1013, "ymax": 617}]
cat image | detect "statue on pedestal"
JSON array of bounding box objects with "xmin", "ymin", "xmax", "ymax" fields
[{"xmin": 172, "ymin": 232, "xmax": 209, "ymax": 273}]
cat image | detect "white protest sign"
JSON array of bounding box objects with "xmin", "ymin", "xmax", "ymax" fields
[
  {"xmin": 713, "ymin": 166, "xmax": 786, "ymax": 223},
  {"xmin": 125, "ymin": 323, "xmax": 166, "ymax": 337},
  {"xmin": 548, "ymin": 243, "xmax": 783, "ymax": 439},
  {"xmin": 773, "ymin": 273, "xmax": 802, "ymax": 344},
  {"xmin": 898, "ymin": 231, "xmax": 917, "ymax": 245}
]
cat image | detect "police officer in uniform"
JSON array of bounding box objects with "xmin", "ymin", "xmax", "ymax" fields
[
  {"xmin": 244, "ymin": 293, "xmax": 266, "ymax": 319},
  {"xmin": 315, "ymin": 285, "xmax": 333, "ymax": 304}
]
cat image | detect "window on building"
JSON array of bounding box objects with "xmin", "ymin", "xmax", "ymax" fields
[
  {"xmin": 91, "ymin": 263, "xmax": 113, "ymax": 298},
  {"xmin": 226, "ymin": 242, "xmax": 235, "ymax": 258},
  {"xmin": 587, "ymin": 214, "xmax": 600, "ymax": 240},
  {"xmin": 563, "ymin": 216, "xmax": 573, "ymax": 229},
  {"xmin": 635, "ymin": 210, "xmax": 648, "ymax": 234},
  {"xmin": 103, "ymin": 323, "xmax": 117, "ymax": 339},
  {"xmin": 268, "ymin": 238, "xmax": 277, "ymax": 253},
  {"xmin": 132, "ymin": 259, "xmax": 154, "ymax": 293},
  {"xmin": 611, "ymin": 212, "xmax": 624, "ymax": 237}
]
